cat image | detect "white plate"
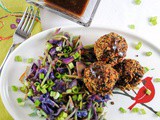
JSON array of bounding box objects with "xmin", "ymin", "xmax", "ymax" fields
[{"xmin": 1, "ymin": 27, "xmax": 160, "ymax": 120}]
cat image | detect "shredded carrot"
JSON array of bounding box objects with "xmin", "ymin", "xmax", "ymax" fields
[{"xmin": 19, "ymin": 66, "xmax": 30, "ymax": 83}]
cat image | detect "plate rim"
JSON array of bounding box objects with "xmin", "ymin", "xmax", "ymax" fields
[{"xmin": 1, "ymin": 26, "xmax": 159, "ymax": 119}]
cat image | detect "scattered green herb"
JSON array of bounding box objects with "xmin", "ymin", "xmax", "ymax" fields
[
  {"xmin": 50, "ymin": 91, "xmax": 60, "ymax": 99},
  {"xmin": 144, "ymin": 67, "xmax": 149, "ymax": 73},
  {"xmin": 77, "ymin": 94, "xmax": 82, "ymax": 101},
  {"xmin": 135, "ymin": 42, "xmax": 142, "ymax": 50},
  {"xmin": 28, "ymin": 112, "xmax": 37, "ymax": 117},
  {"xmin": 139, "ymin": 108, "xmax": 146, "ymax": 114},
  {"xmin": 46, "ymin": 42, "xmax": 53, "ymax": 50},
  {"xmin": 73, "ymin": 52, "xmax": 80, "ymax": 59},
  {"xmin": 66, "ymin": 89, "xmax": 72, "ymax": 93},
  {"xmin": 72, "ymin": 86, "xmax": 79, "ymax": 93},
  {"xmin": 149, "ymin": 16, "xmax": 158, "ymax": 26},
  {"xmin": 34, "ymin": 100, "xmax": 41, "ymax": 107},
  {"xmin": 27, "ymin": 58, "xmax": 34, "ymax": 63},
  {"xmin": 154, "ymin": 78, "xmax": 160, "ymax": 82},
  {"xmin": 68, "ymin": 62, "xmax": 74, "ymax": 69},
  {"xmin": 146, "ymin": 51, "xmax": 152, "ymax": 56},
  {"xmin": 119, "ymin": 107, "xmax": 127, "ymax": 113},
  {"xmin": 131, "ymin": 107, "xmax": 139, "ymax": 113},
  {"xmin": 96, "ymin": 107, "xmax": 104, "ymax": 113},
  {"xmin": 134, "ymin": 0, "xmax": 141, "ymax": 5},
  {"xmin": 156, "ymin": 111, "xmax": 160, "ymax": 117},
  {"xmin": 14, "ymin": 55, "xmax": 23, "ymax": 62},
  {"xmin": 39, "ymin": 73, "xmax": 45, "ymax": 79},
  {"xmin": 146, "ymin": 89, "xmax": 151, "ymax": 95},
  {"xmin": 129, "ymin": 24, "xmax": 135, "ymax": 29},
  {"xmin": 17, "ymin": 98, "xmax": 23, "ymax": 103},
  {"xmin": 11, "ymin": 85, "xmax": 18, "ymax": 92},
  {"xmin": 17, "ymin": 98, "xmax": 25, "ymax": 106}
]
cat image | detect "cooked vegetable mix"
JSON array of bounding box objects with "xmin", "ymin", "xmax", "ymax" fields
[{"xmin": 16, "ymin": 29, "xmax": 110, "ymax": 120}]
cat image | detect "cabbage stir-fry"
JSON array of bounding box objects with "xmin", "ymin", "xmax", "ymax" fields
[{"xmin": 15, "ymin": 29, "xmax": 109, "ymax": 120}]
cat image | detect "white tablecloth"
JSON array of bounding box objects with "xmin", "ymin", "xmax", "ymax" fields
[{"xmin": 40, "ymin": 0, "xmax": 160, "ymax": 48}]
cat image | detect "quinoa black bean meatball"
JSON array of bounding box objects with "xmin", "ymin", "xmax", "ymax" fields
[
  {"xmin": 114, "ymin": 59, "xmax": 144, "ymax": 90},
  {"xmin": 94, "ymin": 32, "xmax": 128, "ymax": 66},
  {"xmin": 84, "ymin": 61, "xmax": 119, "ymax": 96}
]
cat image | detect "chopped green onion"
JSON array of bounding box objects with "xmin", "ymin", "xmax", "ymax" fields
[
  {"xmin": 54, "ymin": 92, "xmax": 60, "ymax": 99},
  {"xmin": 39, "ymin": 110, "xmax": 47, "ymax": 118},
  {"xmin": 67, "ymin": 46, "xmax": 72, "ymax": 53},
  {"xmin": 46, "ymin": 42, "xmax": 53, "ymax": 50},
  {"xmin": 74, "ymin": 111, "xmax": 78, "ymax": 120},
  {"xmin": 36, "ymin": 85, "xmax": 41, "ymax": 92},
  {"xmin": 14, "ymin": 55, "xmax": 23, "ymax": 62},
  {"xmin": 149, "ymin": 16, "xmax": 158, "ymax": 26},
  {"xmin": 11, "ymin": 85, "xmax": 18, "ymax": 92},
  {"xmin": 39, "ymin": 73, "xmax": 45, "ymax": 79},
  {"xmin": 56, "ymin": 46, "xmax": 62, "ymax": 51},
  {"xmin": 156, "ymin": 111, "xmax": 160, "ymax": 117},
  {"xmin": 24, "ymin": 81, "xmax": 29, "ymax": 86},
  {"xmin": 64, "ymin": 53, "xmax": 69, "ymax": 58},
  {"xmin": 20, "ymin": 85, "xmax": 27, "ymax": 93},
  {"xmin": 68, "ymin": 62, "xmax": 74, "ymax": 69},
  {"xmin": 146, "ymin": 89, "xmax": 151, "ymax": 95},
  {"xmin": 154, "ymin": 78, "xmax": 160, "ymax": 82},
  {"xmin": 17, "ymin": 98, "xmax": 25, "ymax": 106},
  {"xmin": 146, "ymin": 51, "xmax": 152, "ymax": 56},
  {"xmin": 72, "ymin": 52, "xmax": 80, "ymax": 59},
  {"xmin": 134, "ymin": 0, "xmax": 141, "ymax": 5},
  {"xmin": 144, "ymin": 67, "xmax": 149, "ymax": 73},
  {"xmin": 87, "ymin": 108, "xmax": 92, "ymax": 120},
  {"xmin": 42, "ymin": 57, "xmax": 46, "ymax": 66},
  {"xmin": 34, "ymin": 100, "xmax": 41, "ymax": 107},
  {"xmin": 50, "ymin": 91, "xmax": 60, "ymax": 99},
  {"xmin": 48, "ymin": 87, "xmax": 52, "ymax": 92},
  {"xmin": 72, "ymin": 95, "xmax": 77, "ymax": 101},
  {"xmin": 129, "ymin": 24, "xmax": 135, "ymax": 29},
  {"xmin": 50, "ymin": 91, "xmax": 55, "ymax": 97},
  {"xmin": 96, "ymin": 107, "xmax": 104, "ymax": 113},
  {"xmin": 131, "ymin": 107, "xmax": 139, "ymax": 113},
  {"xmin": 119, "ymin": 107, "xmax": 127, "ymax": 113},
  {"xmin": 34, "ymin": 82, "xmax": 40, "ymax": 86},
  {"xmin": 79, "ymin": 100, "xmax": 83, "ymax": 110},
  {"xmin": 41, "ymin": 88, "xmax": 47, "ymax": 94},
  {"xmin": 47, "ymin": 79, "xmax": 55, "ymax": 86},
  {"xmin": 63, "ymin": 46, "xmax": 72, "ymax": 53},
  {"xmin": 56, "ymin": 60, "xmax": 62, "ymax": 67},
  {"xmin": 77, "ymin": 94, "xmax": 82, "ymax": 101},
  {"xmin": 66, "ymin": 89, "xmax": 72, "ymax": 93},
  {"xmin": 57, "ymin": 118, "xmax": 64, "ymax": 120},
  {"xmin": 27, "ymin": 58, "xmax": 34, "ymax": 63},
  {"xmin": 59, "ymin": 94, "xmax": 63, "ymax": 98},
  {"xmin": 104, "ymin": 102, "xmax": 107, "ymax": 107},
  {"xmin": 139, "ymin": 108, "xmax": 146, "ymax": 114},
  {"xmin": 42, "ymin": 84, "xmax": 48, "ymax": 89},
  {"xmin": 28, "ymin": 89, "xmax": 33, "ymax": 97},
  {"xmin": 17, "ymin": 98, "xmax": 23, "ymax": 103},
  {"xmin": 135, "ymin": 42, "xmax": 142, "ymax": 50},
  {"xmin": 55, "ymin": 72, "xmax": 61, "ymax": 79},
  {"xmin": 72, "ymin": 86, "xmax": 79, "ymax": 93},
  {"xmin": 59, "ymin": 112, "xmax": 68, "ymax": 118},
  {"xmin": 28, "ymin": 112, "xmax": 37, "ymax": 117}
]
